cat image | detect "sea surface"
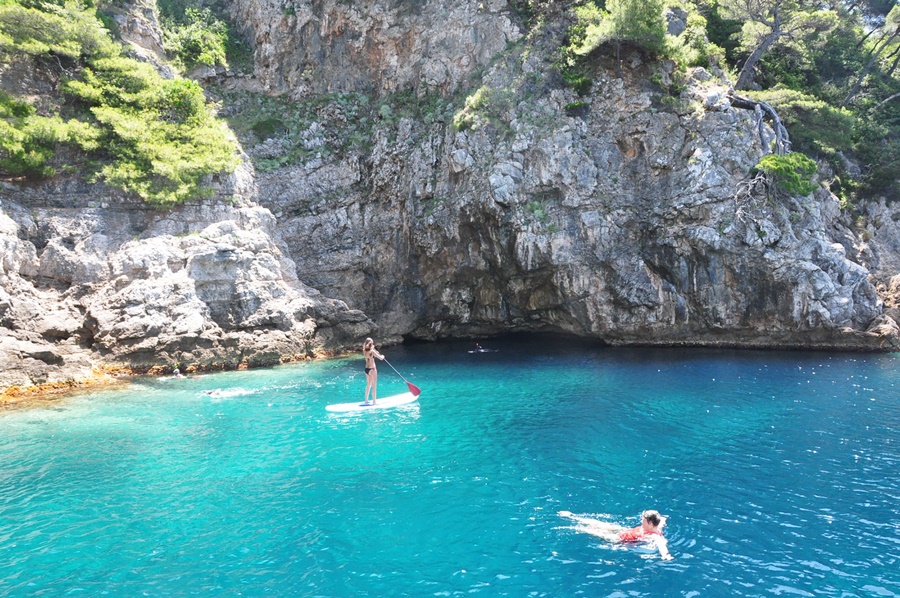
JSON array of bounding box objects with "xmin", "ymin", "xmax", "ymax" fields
[{"xmin": 1, "ymin": 338, "xmax": 898, "ymax": 597}]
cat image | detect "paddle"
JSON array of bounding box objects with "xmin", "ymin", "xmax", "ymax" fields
[{"xmin": 383, "ymin": 358, "xmax": 421, "ymax": 397}]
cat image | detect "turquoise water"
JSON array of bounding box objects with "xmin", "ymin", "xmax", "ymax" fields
[{"xmin": 1, "ymin": 338, "xmax": 899, "ymax": 596}]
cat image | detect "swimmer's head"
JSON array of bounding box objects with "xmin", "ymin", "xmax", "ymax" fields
[{"xmin": 642, "ymin": 510, "xmax": 665, "ymax": 528}]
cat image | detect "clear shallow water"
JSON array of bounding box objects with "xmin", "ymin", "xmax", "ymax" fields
[{"xmin": 1, "ymin": 339, "xmax": 899, "ymax": 597}]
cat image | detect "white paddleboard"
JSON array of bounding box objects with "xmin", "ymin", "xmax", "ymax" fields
[{"xmin": 325, "ymin": 391, "xmax": 419, "ymax": 413}]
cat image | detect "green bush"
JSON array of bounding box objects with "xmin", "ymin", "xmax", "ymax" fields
[
  {"xmin": 64, "ymin": 57, "xmax": 239, "ymax": 205},
  {"xmin": 561, "ymin": 63, "xmax": 593, "ymax": 95},
  {"xmin": 157, "ymin": 0, "xmax": 251, "ymax": 73},
  {"xmin": 161, "ymin": 7, "xmax": 229, "ymax": 72},
  {"xmin": 666, "ymin": 11, "xmax": 725, "ymax": 69},
  {"xmin": 851, "ymin": 119, "xmax": 900, "ymax": 201},
  {"xmin": 565, "ymin": 5, "xmax": 723, "ymax": 88},
  {"xmin": 607, "ymin": 0, "xmax": 667, "ymax": 54},
  {"xmin": 0, "ymin": 92, "xmax": 52, "ymax": 176},
  {"xmin": 565, "ymin": 0, "xmax": 667, "ymax": 58},
  {"xmin": 452, "ymin": 86, "xmax": 491, "ymax": 131},
  {"xmin": 0, "ymin": 0, "xmax": 117, "ymax": 60},
  {"xmin": 699, "ymin": 0, "xmax": 742, "ymax": 61},
  {"xmin": 0, "ymin": 90, "xmax": 98, "ymax": 177},
  {"xmin": 756, "ymin": 46, "xmax": 815, "ymax": 92},
  {"xmin": 566, "ymin": 3, "xmax": 606, "ymax": 58},
  {"xmin": 756, "ymin": 152, "xmax": 818, "ymax": 197},
  {"xmin": 0, "ymin": 0, "xmax": 239, "ymax": 205}
]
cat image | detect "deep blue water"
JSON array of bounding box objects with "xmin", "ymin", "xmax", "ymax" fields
[{"xmin": 1, "ymin": 338, "xmax": 898, "ymax": 597}]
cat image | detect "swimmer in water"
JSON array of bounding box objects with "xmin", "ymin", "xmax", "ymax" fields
[{"xmin": 559, "ymin": 509, "xmax": 673, "ymax": 560}]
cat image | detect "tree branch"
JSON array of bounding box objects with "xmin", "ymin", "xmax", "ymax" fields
[
  {"xmin": 728, "ymin": 90, "xmax": 792, "ymax": 155},
  {"xmin": 872, "ymin": 91, "xmax": 900, "ymax": 112},
  {"xmin": 843, "ymin": 26, "xmax": 900, "ymax": 106},
  {"xmin": 887, "ymin": 49, "xmax": 900, "ymax": 77}
]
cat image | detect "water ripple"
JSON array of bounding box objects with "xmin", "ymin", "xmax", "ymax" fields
[{"xmin": 0, "ymin": 347, "xmax": 898, "ymax": 596}]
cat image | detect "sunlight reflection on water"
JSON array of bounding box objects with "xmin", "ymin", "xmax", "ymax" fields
[{"xmin": 1, "ymin": 341, "xmax": 898, "ymax": 596}]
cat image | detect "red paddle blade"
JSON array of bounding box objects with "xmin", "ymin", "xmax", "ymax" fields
[{"xmin": 407, "ymin": 382, "xmax": 421, "ymax": 397}]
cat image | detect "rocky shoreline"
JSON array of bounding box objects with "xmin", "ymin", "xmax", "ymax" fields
[
  {"xmin": 3, "ymin": 321, "xmax": 898, "ymax": 406},
  {"xmin": 0, "ymin": 164, "xmax": 377, "ymax": 397},
  {"xmin": 0, "ymin": 351, "xmax": 335, "ymax": 407}
]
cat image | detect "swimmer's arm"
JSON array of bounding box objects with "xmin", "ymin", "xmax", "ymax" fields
[
  {"xmin": 656, "ymin": 536, "xmax": 673, "ymax": 560},
  {"xmin": 558, "ymin": 511, "xmax": 601, "ymax": 527}
]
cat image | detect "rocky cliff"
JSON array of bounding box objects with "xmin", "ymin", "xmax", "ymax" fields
[
  {"xmin": 226, "ymin": 0, "xmax": 522, "ymax": 97},
  {"xmin": 2, "ymin": 0, "xmax": 899, "ymax": 395},
  {"xmin": 234, "ymin": 2, "xmax": 900, "ymax": 350},
  {"xmin": 0, "ymin": 165, "xmax": 373, "ymax": 392}
]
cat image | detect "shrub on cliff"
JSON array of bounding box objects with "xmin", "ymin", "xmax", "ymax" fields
[
  {"xmin": 161, "ymin": 7, "xmax": 229, "ymax": 73},
  {"xmin": 666, "ymin": 10, "xmax": 725, "ymax": 69},
  {"xmin": 560, "ymin": 1, "xmax": 723, "ymax": 94},
  {"xmin": 0, "ymin": 0, "xmax": 239, "ymax": 205},
  {"xmin": 64, "ymin": 57, "xmax": 239, "ymax": 205},
  {"xmin": 0, "ymin": 0, "xmax": 117, "ymax": 59},
  {"xmin": 750, "ymin": 89, "xmax": 855, "ymax": 157},
  {"xmin": 756, "ymin": 152, "xmax": 818, "ymax": 197},
  {"xmin": 567, "ymin": 0, "xmax": 667, "ymax": 58},
  {"xmin": 0, "ymin": 91, "xmax": 98, "ymax": 176}
]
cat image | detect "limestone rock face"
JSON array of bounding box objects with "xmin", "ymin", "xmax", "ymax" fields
[
  {"xmin": 108, "ymin": 0, "xmax": 174, "ymax": 78},
  {"xmin": 0, "ymin": 165, "xmax": 374, "ymax": 389},
  {"xmin": 227, "ymin": 0, "xmax": 521, "ymax": 96},
  {"xmin": 254, "ymin": 45, "xmax": 899, "ymax": 351},
  {"xmin": 843, "ymin": 198, "xmax": 900, "ymax": 325}
]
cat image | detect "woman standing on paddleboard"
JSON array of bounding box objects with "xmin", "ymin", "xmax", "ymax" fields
[{"xmin": 363, "ymin": 338, "xmax": 385, "ymax": 405}]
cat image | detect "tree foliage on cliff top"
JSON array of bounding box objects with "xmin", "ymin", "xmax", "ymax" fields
[
  {"xmin": 157, "ymin": 0, "xmax": 251, "ymax": 75},
  {"xmin": 561, "ymin": 0, "xmax": 726, "ymax": 94},
  {"xmin": 558, "ymin": 0, "xmax": 900, "ymax": 203},
  {"xmin": 725, "ymin": 0, "xmax": 900, "ymax": 203},
  {"xmin": 568, "ymin": 0, "xmax": 668, "ymax": 57},
  {"xmin": 0, "ymin": 0, "xmax": 239, "ymax": 205}
]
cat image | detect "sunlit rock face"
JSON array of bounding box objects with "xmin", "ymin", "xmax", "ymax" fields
[
  {"xmin": 245, "ymin": 20, "xmax": 899, "ymax": 351},
  {"xmin": 227, "ymin": 0, "xmax": 522, "ymax": 97},
  {"xmin": 0, "ymin": 164, "xmax": 374, "ymax": 389}
]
